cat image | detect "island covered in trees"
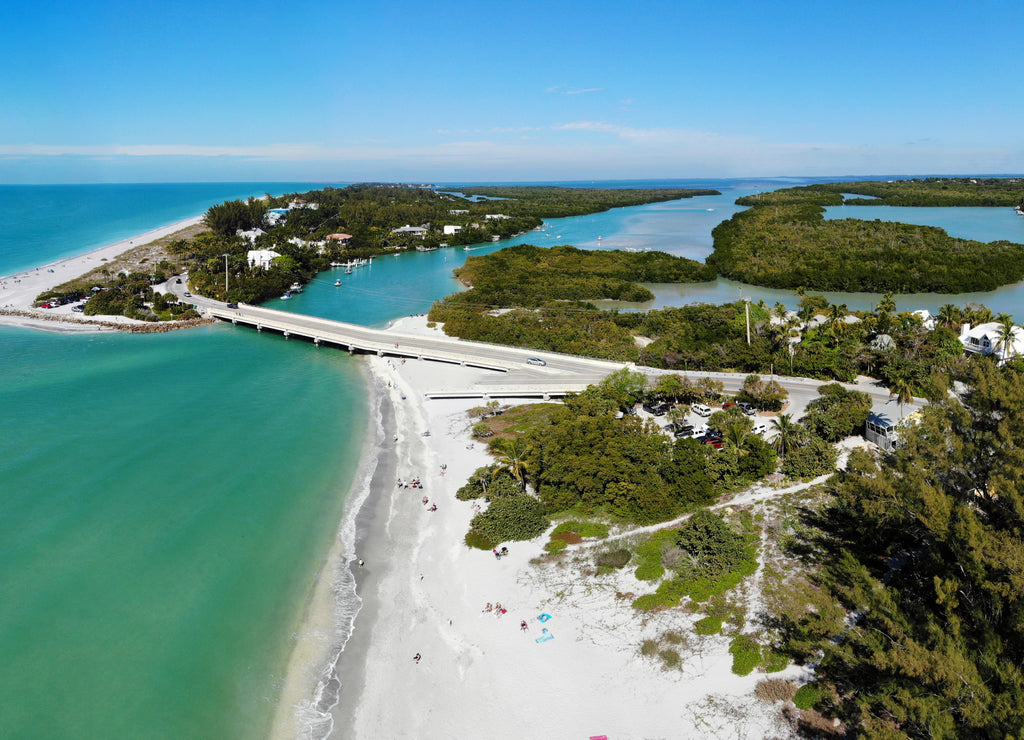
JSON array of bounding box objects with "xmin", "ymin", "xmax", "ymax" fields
[{"xmin": 709, "ymin": 178, "xmax": 1024, "ymax": 293}]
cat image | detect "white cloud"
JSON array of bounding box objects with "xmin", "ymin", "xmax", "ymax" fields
[{"xmin": 545, "ymin": 85, "xmax": 603, "ymax": 95}]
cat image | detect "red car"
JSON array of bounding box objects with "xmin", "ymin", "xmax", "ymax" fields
[{"xmin": 722, "ymin": 402, "xmax": 737, "ymax": 410}]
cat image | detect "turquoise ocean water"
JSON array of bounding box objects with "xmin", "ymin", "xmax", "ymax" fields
[{"xmin": 2, "ymin": 179, "xmax": 1023, "ymax": 739}]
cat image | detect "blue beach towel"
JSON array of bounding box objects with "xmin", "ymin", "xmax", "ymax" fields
[
  {"xmin": 538, "ymin": 613, "xmax": 551, "ymax": 622},
  {"xmin": 535, "ymin": 632, "xmax": 554, "ymax": 643}
]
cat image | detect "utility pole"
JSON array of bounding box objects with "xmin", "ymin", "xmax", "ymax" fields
[
  {"xmin": 744, "ymin": 297, "xmax": 751, "ymax": 345},
  {"xmin": 223, "ymin": 254, "xmax": 230, "ymax": 294}
]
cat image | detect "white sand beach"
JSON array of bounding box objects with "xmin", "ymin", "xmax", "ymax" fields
[
  {"xmin": 282, "ymin": 315, "xmax": 806, "ymax": 740},
  {"xmin": 0, "ymin": 215, "xmax": 203, "ymax": 331}
]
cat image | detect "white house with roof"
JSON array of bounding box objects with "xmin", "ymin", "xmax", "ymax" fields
[
  {"xmin": 247, "ymin": 249, "xmax": 281, "ymax": 270},
  {"xmin": 288, "ymin": 199, "xmax": 318, "ymax": 210},
  {"xmin": 484, "ymin": 214, "xmax": 509, "ymax": 220},
  {"xmin": 237, "ymin": 228, "xmax": 267, "ymax": 244},
  {"xmin": 443, "ymin": 225, "xmax": 463, "ymax": 235},
  {"xmin": 391, "ymin": 225, "xmax": 428, "ymax": 238},
  {"xmin": 960, "ymin": 322, "xmax": 1024, "ymax": 364}
]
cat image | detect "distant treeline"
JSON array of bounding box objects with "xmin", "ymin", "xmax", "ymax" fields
[
  {"xmin": 454, "ymin": 186, "xmax": 720, "ymax": 217},
  {"xmin": 736, "ymin": 177, "xmax": 1024, "ymax": 207}
]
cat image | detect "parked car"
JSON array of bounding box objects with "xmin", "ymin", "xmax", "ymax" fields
[
  {"xmin": 175, "ymin": 278, "xmax": 182, "ymax": 284},
  {"xmin": 226, "ymin": 302, "xmax": 238, "ymax": 309},
  {"xmin": 722, "ymin": 402, "xmax": 738, "ymax": 411},
  {"xmin": 183, "ymin": 291, "xmax": 191, "ymax": 297},
  {"xmin": 526, "ymin": 357, "xmax": 546, "ymax": 366},
  {"xmin": 692, "ymin": 403, "xmax": 712, "ymax": 417},
  {"xmin": 737, "ymin": 402, "xmax": 756, "ymax": 415},
  {"xmin": 752, "ymin": 423, "xmax": 768, "ymax": 435}
]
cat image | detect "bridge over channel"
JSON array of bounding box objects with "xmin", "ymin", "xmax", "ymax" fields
[{"xmin": 204, "ymin": 304, "xmax": 626, "ymax": 399}]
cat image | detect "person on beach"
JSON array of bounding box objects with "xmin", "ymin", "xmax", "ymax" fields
[
  {"xmin": 484, "ymin": 602, "xmax": 492, "ymax": 612},
  {"xmin": 521, "ymin": 620, "xmax": 528, "ymax": 631},
  {"xmin": 358, "ymin": 559, "xmax": 364, "ymax": 567},
  {"xmin": 428, "ymin": 504, "xmax": 437, "ymax": 511},
  {"xmin": 413, "ymin": 653, "xmax": 421, "ymax": 664},
  {"xmin": 422, "ymin": 496, "xmax": 429, "ymax": 505}
]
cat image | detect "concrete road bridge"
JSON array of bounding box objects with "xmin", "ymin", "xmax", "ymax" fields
[{"xmin": 203, "ymin": 303, "xmax": 915, "ymax": 418}]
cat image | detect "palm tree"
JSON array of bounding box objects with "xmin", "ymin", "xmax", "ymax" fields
[
  {"xmin": 723, "ymin": 424, "xmax": 750, "ymax": 454},
  {"xmin": 995, "ymin": 316, "xmax": 1018, "ymax": 363},
  {"xmin": 887, "ymin": 368, "xmax": 915, "ymax": 419},
  {"xmin": 875, "ymin": 292, "xmax": 897, "ymax": 316},
  {"xmin": 936, "ymin": 303, "xmax": 963, "ymax": 331},
  {"xmin": 492, "ymin": 438, "xmax": 528, "ymax": 490},
  {"xmin": 769, "ymin": 414, "xmax": 804, "ymax": 456},
  {"xmin": 826, "ymin": 303, "xmax": 849, "ymax": 345}
]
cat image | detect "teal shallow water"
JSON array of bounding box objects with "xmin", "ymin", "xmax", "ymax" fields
[{"xmin": 0, "ymin": 325, "xmax": 365, "ymax": 738}]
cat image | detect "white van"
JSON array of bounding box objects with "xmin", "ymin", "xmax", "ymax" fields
[{"xmin": 691, "ymin": 403, "xmax": 713, "ymax": 417}]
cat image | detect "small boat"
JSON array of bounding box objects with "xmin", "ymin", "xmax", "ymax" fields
[
  {"xmin": 334, "ymin": 279, "xmax": 341, "ymax": 287},
  {"xmin": 345, "ymin": 267, "xmax": 353, "ymax": 274},
  {"xmin": 281, "ymin": 292, "xmax": 291, "ymax": 300}
]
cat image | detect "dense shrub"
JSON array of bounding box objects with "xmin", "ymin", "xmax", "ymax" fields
[
  {"xmin": 544, "ymin": 538, "xmax": 568, "ymax": 554},
  {"xmin": 552, "ymin": 520, "xmax": 609, "ymax": 539},
  {"xmin": 676, "ymin": 509, "xmax": 745, "ymax": 580},
  {"xmin": 694, "ymin": 616, "xmax": 723, "ymax": 635},
  {"xmin": 729, "ymin": 634, "xmax": 762, "ymax": 676},
  {"xmin": 634, "ymin": 562, "xmax": 665, "ymax": 581},
  {"xmin": 781, "ymin": 437, "xmax": 838, "ymax": 479},
  {"xmin": 659, "ymin": 649, "xmax": 681, "ymax": 670},
  {"xmin": 469, "ymin": 494, "xmax": 549, "ymax": 544},
  {"xmin": 465, "ymin": 530, "xmax": 496, "ymax": 550},
  {"xmin": 793, "ymin": 682, "xmax": 829, "ymax": 710},
  {"xmin": 595, "ymin": 549, "xmax": 631, "ymax": 569}
]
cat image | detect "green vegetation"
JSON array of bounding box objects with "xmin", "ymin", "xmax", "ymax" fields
[
  {"xmin": 551, "ymin": 520, "xmax": 609, "ymax": 539},
  {"xmin": 454, "ymin": 185, "xmax": 720, "ymax": 217},
  {"xmin": 430, "ymin": 246, "xmax": 981, "ymax": 393},
  {"xmin": 179, "ymin": 184, "xmax": 718, "ymax": 304},
  {"xmin": 450, "ymin": 244, "xmax": 715, "ymax": 306},
  {"xmin": 467, "ymin": 493, "xmax": 548, "ymax": 545},
  {"xmin": 793, "ymin": 682, "xmax": 829, "ymax": 711},
  {"xmin": 729, "ymin": 634, "xmax": 762, "ymax": 676},
  {"xmin": 737, "ymin": 178, "xmax": 1024, "ymax": 208},
  {"xmin": 773, "ymin": 360, "xmax": 1024, "ymax": 738},
  {"xmin": 709, "ymin": 199, "xmax": 1024, "ymax": 293},
  {"xmin": 631, "ymin": 509, "xmax": 760, "ymax": 610},
  {"xmin": 694, "ymin": 616, "xmax": 723, "ymax": 635},
  {"xmin": 803, "ymin": 383, "xmax": 872, "ymax": 442}
]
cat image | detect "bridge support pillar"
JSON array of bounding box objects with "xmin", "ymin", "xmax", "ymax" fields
[
  {"xmin": 377, "ymin": 349, "xmax": 383, "ymax": 357},
  {"xmin": 417, "ymin": 355, "xmax": 423, "ymax": 361},
  {"xmin": 257, "ymin": 324, "xmax": 262, "ymax": 332},
  {"xmin": 460, "ymin": 361, "xmax": 465, "ymax": 367},
  {"xmin": 314, "ymin": 337, "xmax": 321, "ymax": 347},
  {"xmin": 232, "ymin": 319, "xmax": 237, "ymax": 325},
  {"xmin": 348, "ymin": 345, "xmax": 354, "ymax": 355},
  {"xmin": 543, "ymin": 393, "xmax": 550, "ymax": 401},
  {"xmin": 283, "ymin": 331, "xmax": 290, "ymax": 340}
]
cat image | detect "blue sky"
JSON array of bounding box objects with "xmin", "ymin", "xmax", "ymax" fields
[{"xmin": 1, "ymin": 0, "xmax": 1020, "ymax": 183}]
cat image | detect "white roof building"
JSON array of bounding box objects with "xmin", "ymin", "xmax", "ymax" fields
[
  {"xmin": 237, "ymin": 228, "xmax": 267, "ymax": 243},
  {"xmin": 960, "ymin": 322, "xmax": 1024, "ymax": 364},
  {"xmin": 247, "ymin": 249, "xmax": 281, "ymax": 270},
  {"xmin": 443, "ymin": 225, "xmax": 463, "ymax": 235},
  {"xmin": 391, "ymin": 225, "xmax": 428, "ymax": 237}
]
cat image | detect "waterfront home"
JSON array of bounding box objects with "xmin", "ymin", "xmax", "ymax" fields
[
  {"xmin": 866, "ymin": 411, "xmax": 922, "ymax": 452},
  {"xmin": 960, "ymin": 322, "xmax": 1024, "ymax": 364},
  {"xmin": 391, "ymin": 225, "xmax": 428, "ymax": 238},
  {"xmin": 237, "ymin": 228, "xmax": 267, "ymax": 243},
  {"xmin": 443, "ymin": 225, "xmax": 462, "ymax": 235},
  {"xmin": 326, "ymin": 233, "xmax": 353, "ymax": 246},
  {"xmin": 449, "ymin": 209, "xmax": 469, "ymax": 215},
  {"xmin": 484, "ymin": 214, "xmax": 509, "ymax": 220},
  {"xmin": 247, "ymin": 249, "xmax": 281, "ymax": 270},
  {"xmin": 288, "ymin": 199, "xmax": 318, "ymax": 210}
]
